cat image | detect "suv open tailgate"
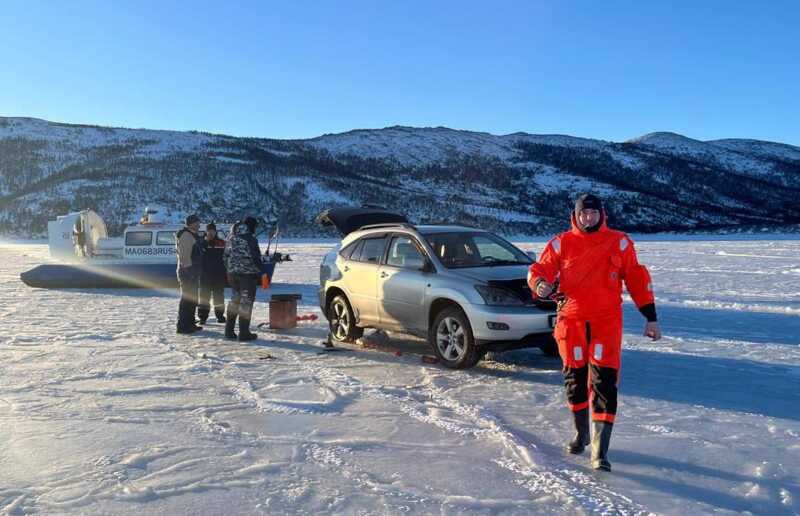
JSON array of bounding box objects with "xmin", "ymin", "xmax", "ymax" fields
[{"xmin": 315, "ymin": 207, "xmax": 409, "ymax": 235}]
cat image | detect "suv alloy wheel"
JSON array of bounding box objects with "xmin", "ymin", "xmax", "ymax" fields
[
  {"xmin": 430, "ymin": 307, "xmax": 481, "ymax": 369},
  {"xmin": 328, "ymin": 294, "xmax": 364, "ymax": 343}
]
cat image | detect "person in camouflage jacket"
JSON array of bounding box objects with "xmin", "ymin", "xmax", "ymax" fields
[{"xmin": 223, "ymin": 217, "xmax": 266, "ymax": 341}]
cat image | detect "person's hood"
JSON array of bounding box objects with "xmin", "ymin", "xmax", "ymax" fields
[
  {"xmin": 233, "ymin": 223, "xmax": 252, "ymax": 237},
  {"xmin": 571, "ymin": 211, "xmax": 609, "ymax": 236}
]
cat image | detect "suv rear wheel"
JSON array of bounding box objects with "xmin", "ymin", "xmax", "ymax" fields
[
  {"xmin": 430, "ymin": 307, "xmax": 481, "ymax": 369},
  {"xmin": 328, "ymin": 295, "xmax": 364, "ymax": 343}
]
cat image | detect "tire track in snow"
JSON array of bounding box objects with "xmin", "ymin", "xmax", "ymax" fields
[
  {"xmin": 163, "ymin": 333, "xmax": 650, "ymax": 513},
  {"xmin": 417, "ymin": 370, "xmax": 649, "ymax": 515}
]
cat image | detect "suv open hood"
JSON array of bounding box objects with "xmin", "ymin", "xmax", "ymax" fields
[
  {"xmin": 315, "ymin": 207, "xmax": 409, "ymax": 235},
  {"xmin": 450, "ymin": 264, "xmax": 530, "ymax": 284}
]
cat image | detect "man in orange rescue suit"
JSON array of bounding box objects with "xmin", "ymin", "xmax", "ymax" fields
[{"xmin": 528, "ymin": 193, "xmax": 661, "ymax": 471}]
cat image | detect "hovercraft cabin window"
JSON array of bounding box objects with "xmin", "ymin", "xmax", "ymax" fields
[
  {"xmin": 156, "ymin": 231, "xmax": 175, "ymax": 246},
  {"xmin": 125, "ymin": 231, "xmax": 153, "ymax": 246}
]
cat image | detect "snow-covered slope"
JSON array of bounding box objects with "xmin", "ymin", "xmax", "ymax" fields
[
  {"xmin": 709, "ymin": 138, "xmax": 800, "ymax": 163},
  {"xmin": 628, "ymin": 132, "xmax": 784, "ymax": 178},
  {"xmin": 306, "ymin": 126, "xmax": 610, "ymax": 166},
  {"xmin": 1, "ymin": 116, "xmax": 799, "ymax": 238}
]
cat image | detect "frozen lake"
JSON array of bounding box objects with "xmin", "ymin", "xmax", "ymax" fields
[{"xmin": 0, "ymin": 238, "xmax": 798, "ymax": 515}]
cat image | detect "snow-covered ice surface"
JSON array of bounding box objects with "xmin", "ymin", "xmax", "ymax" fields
[{"xmin": 1, "ymin": 238, "xmax": 799, "ymax": 515}]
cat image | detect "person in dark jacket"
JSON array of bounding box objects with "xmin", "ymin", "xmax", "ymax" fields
[
  {"xmin": 176, "ymin": 214, "xmax": 203, "ymax": 334},
  {"xmin": 197, "ymin": 223, "xmax": 227, "ymax": 324},
  {"xmin": 223, "ymin": 216, "xmax": 267, "ymax": 341}
]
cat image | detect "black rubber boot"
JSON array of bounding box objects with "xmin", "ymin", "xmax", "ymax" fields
[
  {"xmin": 215, "ymin": 308, "xmax": 226, "ymax": 323},
  {"xmin": 238, "ymin": 318, "xmax": 258, "ymax": 341},
  {"xmin": 566, "ymin": 408, "xmax": 591, "ymax": 454},
  {"xmin": 197, "ymin": 306, "xmax": 209, "ymax": 325},
  {"xmin": 225, "ymin": 314, "xmax": 238, "ymax": 340},
  {"xmin": 591, "ymin": 421, "xmax": 613, "ymax": 471}
]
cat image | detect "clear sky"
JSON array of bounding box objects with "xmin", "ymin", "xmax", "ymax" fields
[{"xmin": 2, "ymin": 0, "xmax": 798, "ymax": 145}]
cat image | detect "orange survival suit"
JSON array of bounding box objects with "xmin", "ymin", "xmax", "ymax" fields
[{"xmin": 528, "ymin": 213, "xmax": 656, "ymax": 423}]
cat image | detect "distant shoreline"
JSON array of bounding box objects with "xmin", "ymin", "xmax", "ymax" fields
[{"xmin": 4, "ymin": 232, "xmax": 800, "ymax": 247}]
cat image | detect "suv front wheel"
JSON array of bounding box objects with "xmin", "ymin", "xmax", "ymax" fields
[
  {"xmin": 430, "ymin": 307, "xmax": 481, "ymax": 369},
  {"xmin": 328, "ymin": 295, "xmax": 364, "ymax": 343}
]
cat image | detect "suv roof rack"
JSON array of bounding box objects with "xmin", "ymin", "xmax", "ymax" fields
[
  {"xmin": 357, "ymin": 222, "xmax": 416, "ymax": 231},
  {"xmin": 417, "ymin": 221, "xmax": 479, "ymax": 228}
]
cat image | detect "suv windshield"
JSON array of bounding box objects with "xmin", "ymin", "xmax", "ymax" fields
[{"xmin": 423, "ymin": 231, "xmax": 532, "ymax": 269}]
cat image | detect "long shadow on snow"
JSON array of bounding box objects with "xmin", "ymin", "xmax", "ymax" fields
[
  {"xmin": 507, "ymin": 427, "xmax": 786, "ymax": 515},
  {"xmin": 612, "ymin": 450, "xmax": 798, "ymax": 515},
  {"xmin": 214, "ymin": 326, "xmax": 565, "ymax": 386},
  {"xmin": 48, "ymin": 287, "xmax": 177, "ymax": 298},
  {"xmin": 43, "ymin": 282, "xmax": 322, "ymax": 305},
  {"xmin": 621, "ymin": 347, "xmax": 800, "ymax": 421},
  {"xmin": 623, "ymin": 302, "xmax": 800, "ymax": 346},
  {"xmin": 193, "ymin": 326, "xmax": 799, "ymax": 421}
]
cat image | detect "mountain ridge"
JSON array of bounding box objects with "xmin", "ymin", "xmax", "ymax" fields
[{"xmin": 1, "ymin": 116, "xmax": 798, "ymax": 238}]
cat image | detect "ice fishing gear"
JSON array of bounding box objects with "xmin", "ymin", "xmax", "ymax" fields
[
  {"xmin": 317, "ymin": 334, "xmax": 347, "ymax": 354},
  {"xmin": 269, "ymin": 293, "xmax": 302, "ymax": 329},
  {"xmin": 263, "ymin": 223, "xmax": 291, "ymax": 264}
]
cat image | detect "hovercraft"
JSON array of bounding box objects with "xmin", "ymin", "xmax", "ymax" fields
[{"xmin": 20, "ymin": 207, "xmax": 288, "ymax": 289}]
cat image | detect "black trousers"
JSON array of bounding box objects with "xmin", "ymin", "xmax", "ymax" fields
[
  {"xmin": 198, "ymin": 278, "xmax": 225, "ymax": 321},
  {"xmin": 226, "ymin": 274, "xmax": 259, "ymax": 327},
  {"xmin": 177, "ymin": 268, "xmax": 199, "ymax": 331}
]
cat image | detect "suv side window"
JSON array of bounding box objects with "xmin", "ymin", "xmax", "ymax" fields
[
  {"xmin": 355, "ymin": 236, "xmax": 387, "ymax": 264},
  {"xmin": 386, "ymin": 236, "xmax": 426, "ymax": 269},
  {"xmin": 340, "ymin": 240, "xmax": 362, "ymax": 260}
]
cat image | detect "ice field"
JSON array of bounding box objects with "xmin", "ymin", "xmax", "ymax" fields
[{"xmin": 0, "ymin": 238, "xmax": 798, "ymax": 515}]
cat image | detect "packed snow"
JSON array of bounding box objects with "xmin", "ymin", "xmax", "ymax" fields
[{"xmin": 1, "ymin": 237, "xmax": 798, "ymax": 515}]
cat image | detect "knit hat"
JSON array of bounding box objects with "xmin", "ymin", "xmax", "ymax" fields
[
  {"xmin": 574, "ymin": 194, "xmax": 604, "ymax": 232},
  {"xmin": 243, "ymin": 216, "xmax": 258, "ymax": 233},
  {"xmin": 574, "ymin": 193, "xmax": 603, "ymax": 214},
  {"xmin": 185, "ymin": 214, "xmax": 200, "ymax": 225}
]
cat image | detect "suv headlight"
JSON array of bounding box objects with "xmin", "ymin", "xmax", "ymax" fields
[{"xmin": 474, "ymin": 285, "xmax": 525, "ymax": 306}]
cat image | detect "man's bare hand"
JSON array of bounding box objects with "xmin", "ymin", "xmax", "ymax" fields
[
  {"xmin": 644, "ymin": 321, "xmax": 662, "ymax": 341},
  {"xmin": 535, "ymin": 280, "xmax": 554, "ymax": 298}
]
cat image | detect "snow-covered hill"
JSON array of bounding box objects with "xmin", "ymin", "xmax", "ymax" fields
[{"xmin": 1, "ymin": 116, "xmax": 799, "ymax": 237}]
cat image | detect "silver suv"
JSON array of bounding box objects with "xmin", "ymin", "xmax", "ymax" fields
[{"xmin": 316, "ymin": 208, "xmax": 558, "ymax": 369}]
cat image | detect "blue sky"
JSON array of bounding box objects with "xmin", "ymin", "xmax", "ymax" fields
[{"xmin": 1, "ymin": 0, "xmax": 798, "ymax": 144}]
